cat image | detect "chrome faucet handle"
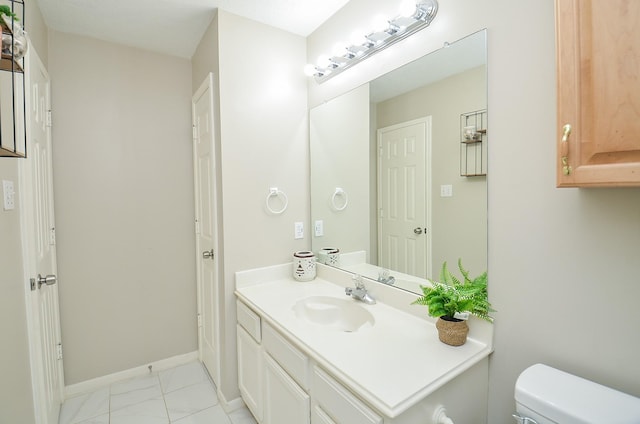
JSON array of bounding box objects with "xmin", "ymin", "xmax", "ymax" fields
[{"xmin": 352, "ymin": 274, "xmax": 365, "ymax": 289}]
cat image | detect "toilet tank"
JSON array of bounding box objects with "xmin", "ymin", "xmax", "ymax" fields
[{"xmin": 515, "ymin": 363, "xmax": 640, "ymax": 424}]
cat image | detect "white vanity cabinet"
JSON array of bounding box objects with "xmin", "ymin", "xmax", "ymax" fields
[
  {"xmin": 236, "ymin": 301, "xmax": 263, "ymax": 422},
  {"xmin": 236, "ymin": 299, "xmax": 383, "ymax": 424},
  {"xmin": 312, "ymin": 367, "xmax": 382, "ymax": 424},
  {"xmin": 263, "ymin": 353, "xmax": 310, "ymax": 424},
  {"xmin": 235, "ymin": 266, "xmax": 492, "ymax": 424},
  {"xmin": 237, "ymin": 300, "xmax": 311, "ymax": 424},
  {"xmin": 262, "ymin": 320, "xmax": 310, "ymax": 424}
]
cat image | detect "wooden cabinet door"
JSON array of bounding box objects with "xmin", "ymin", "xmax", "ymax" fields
[{"xmin": 556, "ymin": 0, "xmax": 640, "ymax": 187}]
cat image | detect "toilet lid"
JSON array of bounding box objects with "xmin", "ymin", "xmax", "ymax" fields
[{"xmin": 515, "ymin": 364, "xmax": 640, "ymax": 424}]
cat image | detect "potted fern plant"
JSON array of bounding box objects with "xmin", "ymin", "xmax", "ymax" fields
[{"xmin": 412, "ymin": 259, "xmax": 493, "ymax": 346}]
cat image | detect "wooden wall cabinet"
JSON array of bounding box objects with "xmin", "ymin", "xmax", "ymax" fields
[{"xmin": 555, "ymin": 0, "xmax": 640, "ymax": 187}]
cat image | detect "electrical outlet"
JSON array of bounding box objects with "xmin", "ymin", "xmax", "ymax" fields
[
  {"xmin": 3, "ymin": 180, "xmax": 15, "ymax": 210},
  {"xmin": 314, "ymin": 220, "xmax": 324, "ymax": 237},
  {"xmin": 440, "ymin": 184, "xmax": 453, "ymax": 198},
  {"xmin": 294, "ymin": 222, "xmax": 304, "ymax": 239}
]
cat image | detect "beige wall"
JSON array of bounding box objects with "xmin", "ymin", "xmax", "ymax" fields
[
  {"xmin": 0, "ymin": 162, "xmax": 36, "ymax": 422},
  {"xmin": 49, "ymin": 31, "xmax": 197, "ymax": 384},
  {"xmin": 0, "ymin": 0, "xmax": 49, "ymax": 420},
  {"xmin": 191, "ymin": 10, "xmax": 308, "ymax": 400},
  {"xmin": 25, "ymin": 0, "xmax": 48, "ymax": 65},
  {"xmin": 192, "ymin": 12, "xmax": 219, "ymax": 94},
  {"xmin": 309, "ymin": 1, "xmax": 640, "ymax": 423},
  {"xmin": 376, "ymin": 66, "xmax": 487, "ymax": 279}
]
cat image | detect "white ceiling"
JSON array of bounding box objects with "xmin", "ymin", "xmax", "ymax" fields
[{"xmin": 35, "ymin": 0, "xmax": 350, "ymax": 58}]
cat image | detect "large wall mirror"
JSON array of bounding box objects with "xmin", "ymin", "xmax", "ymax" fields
[{"xmin": 310, "ymin": 30, "xmax": 487, "ymax": 294}]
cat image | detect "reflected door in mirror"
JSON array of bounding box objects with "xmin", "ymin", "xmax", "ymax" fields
[{"xmin": 378, "ymin": 118, "xmax": 431, "ymax": 278}]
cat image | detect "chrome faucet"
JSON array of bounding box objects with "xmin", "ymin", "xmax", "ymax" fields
[
  {"xmin": 345, "ymin": 275, "xmax": 376, "ymax": 305},
  {"xmin": 377, "ymin": 268, "xmax": 396, "ymax": 285}
]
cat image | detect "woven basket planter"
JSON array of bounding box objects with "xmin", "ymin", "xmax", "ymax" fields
[{"xmin": 435, "ymin": 317, "xmax": 469, "ymax": 346}]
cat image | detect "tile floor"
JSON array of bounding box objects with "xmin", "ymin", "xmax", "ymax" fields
[{"xmin": 58, "ymin": 361, "xmax": 257, "ymax": 424}]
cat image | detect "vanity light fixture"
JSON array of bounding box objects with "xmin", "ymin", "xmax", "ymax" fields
[{"xmin": 305, "ymin": 0, "xmax": 438, "ymax": 84}]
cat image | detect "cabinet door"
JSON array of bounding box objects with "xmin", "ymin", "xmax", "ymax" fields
[
  {"xmin": 263, "ymin": 353, "xmax": 310, "ymax": 424},
  {"xmin": 311, "ymin": 405, "xmax": 338, "ymax": 424},
  {"xmin": 237, "ymin": 325, "xmax": 262, "ymax": 422},
  {"xmin": 556, "ymin": 0, "xmax": 640, "ymax": 187}
]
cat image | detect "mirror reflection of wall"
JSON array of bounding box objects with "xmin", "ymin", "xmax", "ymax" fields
[
  {"xmin": 310, "ymin": 84, "xmax": 371, "ymax": 259},
  {"xmin": 310, "ymin": 30, "xmax": 487, "ymax": 294},
  {"xmin": 0, "ymin": 71, "xmax": 25, "ymax": 156}
]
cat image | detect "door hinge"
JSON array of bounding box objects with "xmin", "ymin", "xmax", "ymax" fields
[
  {"xmin": 56, "ymin": 343, "xmax": 63, "ymax": 360},
  {"xmin": 195, "ymin": 219, "xmax": 200, "ymax": 234},
  {"xmin": 197, "ymin": 314, "xmax": 202, "ymax": 328},
  {"xmin": 192, "ymin": 125, "xmax": 197, "ymax": 141},
  {"xmin": 49, "ymin": 227, "xmax": 56, "ymax": 245},
  {"xmin": 46, "ymin": 110, "xmax": 52, "ymax": 128}
]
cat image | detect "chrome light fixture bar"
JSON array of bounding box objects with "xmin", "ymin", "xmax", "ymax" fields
[{"xmin": 306, "ymin": 0, "xmax": 438, "ymax": 84}]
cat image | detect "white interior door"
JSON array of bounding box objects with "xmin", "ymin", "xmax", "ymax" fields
[
  {"xmin": 21, "ymin": 49, "xmax": 64, "ymax": 424},
  {"xmin": 377, "ymin": 118, "xmax": 432, "ymax": 279},
  {"xmin": 193, "ymin": 73, "xmax": 220, "ymax": 387}
]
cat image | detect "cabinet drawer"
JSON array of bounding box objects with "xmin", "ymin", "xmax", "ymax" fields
[
  {"xmin": 312, "ymin": 367, "xmax": 382, "ymax": 424},
  {"xmin": 237, "ymin": 301, "xmax": 261, "ymax": 342},
  {"xmin": 262, "ymin": 322, "xmax": 309, "ymax": 390}
]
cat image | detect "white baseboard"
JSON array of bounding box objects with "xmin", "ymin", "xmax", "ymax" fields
[
  {"xmin": 217, "ymin": 389, "xmax": 246, "ymax": 414},
  {"xmin": 64, "ymin": 351, "xmax": 199, "ymax": 399}
]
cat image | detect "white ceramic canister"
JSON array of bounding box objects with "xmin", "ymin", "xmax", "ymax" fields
[
  {"xmin": 318, "ymin": 247, "xmax": 340, "ymax": 266},
  {"xmin": 293, "ymin": 251, "xmax": 316, "ymax": 281}
]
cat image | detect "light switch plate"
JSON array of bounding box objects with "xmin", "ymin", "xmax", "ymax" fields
[
  {"xmin": 3, "ymin": 180, "xmax": 15, "ymax": 210},
  {"xmin": 314, "ymin": 220, "xmax": 323, "ymax": 237},
  {"xmin": 294, "ymin": 222, "xmax": 304, "ymax": 239}
]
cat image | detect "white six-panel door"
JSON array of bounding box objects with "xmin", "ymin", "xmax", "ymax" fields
[
  {"xmin": 192, "ymin": 73, "xmax": 221, "ymax": 388},
  {"xmin": 377, "ymin": 118, "xmax": 432, "ymax": 279},
  {"xmin": 22, "ymin": 49, "xmax": 64, "ymax": 424}
]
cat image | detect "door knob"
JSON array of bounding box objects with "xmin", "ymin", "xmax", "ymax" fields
[
  {"xmin": 414, "ymin": 227, "xmax": 423, "ymax": 235},
  {"xmin": 37, "ymin": 274, "xmax": 57, "ymax": 289},
  {"xmin": 202, "ymin": 249, "xmax": 214, "ymax": 260}
]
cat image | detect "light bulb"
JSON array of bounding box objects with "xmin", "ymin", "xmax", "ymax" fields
[
  {"xmin": 332, "ymin": 43, "xmax": 347, "ymax": 58},
  {"xmin": 316, "ymin": 55, "xmax": 331, "ymax": 69},
  {"xmin": 350, "ymin": 31, "xmax": 366, "ymax": 46},
  {"xmin": 371, "ymin": 14, "xmax": 389, "ymax": 33},
  {"xmin": 303, "ymin": 64, "xmax": 317, "ymax": 76},
  {"xmin": 399, "ymin": 0, "xmax": 416, "ymax": 17}
]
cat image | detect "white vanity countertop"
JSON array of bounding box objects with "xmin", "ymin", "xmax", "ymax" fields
[{"xmin": 235, "ymin": 263, "xmax": 492, "ymax": 418}]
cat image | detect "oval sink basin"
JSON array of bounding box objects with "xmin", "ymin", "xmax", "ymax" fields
[{"xmin": 292, "ymin": 296, "xmax": 375, "ymax": 332}]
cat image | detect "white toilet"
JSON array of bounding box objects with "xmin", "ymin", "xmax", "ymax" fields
[{"xmin": 514, "ymin": 363, "xmax": 640, "ymax": 424}]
